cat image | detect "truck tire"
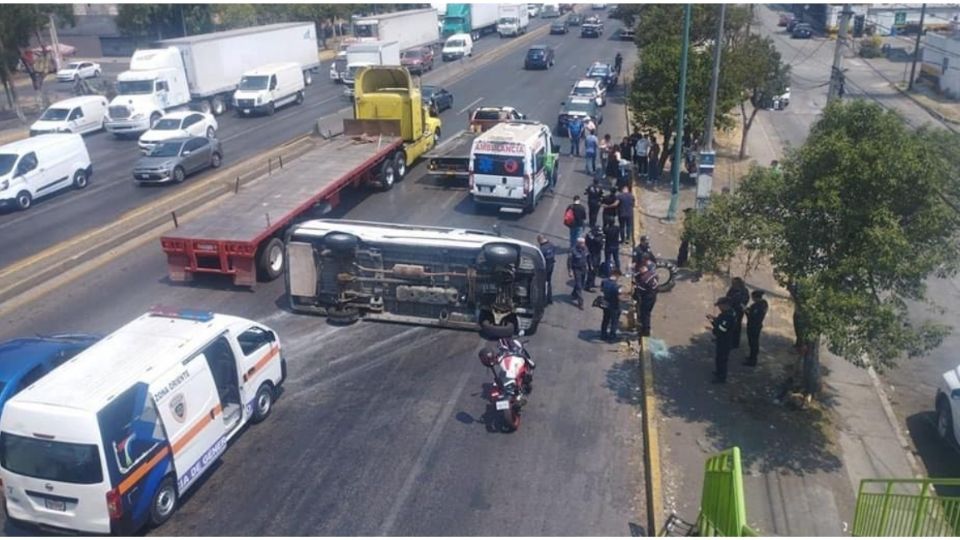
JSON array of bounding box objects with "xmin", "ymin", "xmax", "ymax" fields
[
  {"xmin": 198, "ymin": 100, "xmax": 212, "ymax": 115},
  {"xmin": 524, "ymin": 190, "xmax": 536, "ymax": 213},
  {"xmin": 379, "ymin": 160, "xmax": 396, "ymax": 190},
  {"xmin": 211, "ymin": 96, "xmax": 226, "ymax": 116},
  {"xmin": 256, "ymin": 237, "xmax": 285, "ymax": 281},
  {"xmin": 324, "ymin": 232, "xmax": 358, "ymax": 254},
  {"xmin": 480, "ymin": 319, "xmax": 516, "ymax": 339},
  {"xmin": 328, "ymin": 306, "xmax": 360, "ymax": 325},
  {"xmin": 73, "ymin": 169, "xmax": 89, "ymax": 189},
  {"xmin": 393, "ymin": 151, "xmax": 407, "ymax": 179},
  {"xmin": 434, "ymin": 128, "xmax": 441, "ymax": 146},
  {"xmin": 303, "ymin": 71, "xmax": 313, "ymax": 86},
  {"xmin": 267, "ymin": 102, "xmax": 276, "ymax": 116},
  {"xmin": 483, "ymin": 243, "xmax": 519, "ymax": 266},
  {"xmin": 936, "ymin": 396, "xmax": 954, "ymax": 443},
  {"xmin": 295, "ymin": 91, "xmax": 304, "ymax": 105},
  {"xmin": 148, "ymin": 477, "xmax": 178, "ymax": 527}
]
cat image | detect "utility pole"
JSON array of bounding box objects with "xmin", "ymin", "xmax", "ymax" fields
[
  {"xmin": 697, "ymin": 4, "xmax": 725, "ymax": 211},
  {"xmin": 666, "ymin": 4, "xmax": 692, "ymax": 222},
  {"xmin": 828, "ymin": 4, "xmax": 854, "ymax": 103},
  {"xmin": 908, "ymin": 3, "xmax": 927, "ymax": 91}
]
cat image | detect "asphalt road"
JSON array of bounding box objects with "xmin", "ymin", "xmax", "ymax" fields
[
  {"xmin": 0, "ymin": 16, "xmax": 559, "ymax": 269},
  {"xmin": 0, "ymin": 15, "xmax": 645, "ymax": 536},
  {"xmin": 758, "ymin": 6, "xmax": 960, "ymax": 483}
]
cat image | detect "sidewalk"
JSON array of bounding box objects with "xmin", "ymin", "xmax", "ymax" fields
[{"xmin": 638, "ymin": 109, "xmax": 919, "ymax": 535}]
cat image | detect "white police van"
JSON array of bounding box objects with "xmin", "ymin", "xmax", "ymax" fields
[{"xmin": 0, "ymin": 308, "xmax": 286, "ymax": 534}]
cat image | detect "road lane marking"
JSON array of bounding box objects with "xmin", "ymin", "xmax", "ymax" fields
[
  {"xmin": 458, "ymin": 97, "xmax": 484, "ymax": 115},
  {"xmin": 378, "ymin": 366, "xmax": 471, "ymax": 535}
]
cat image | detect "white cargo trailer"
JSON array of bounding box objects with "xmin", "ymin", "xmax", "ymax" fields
[
  {"xmin": 351, "ymin": 8, "xmax": 440, "ymax": 52},
  {"xmin": 342, "ymin": 41, "xmax": 402, "ymax": 98},
  {"xmin": 470, "ymin": 3, "xmax": 501, "ymax": 39},
  {"xmin": 497, "ymin": 3, "xmax": 530, "ymax": 36},
  {"xmin": 158, "ymin": 22, "xmax": 320, "ymax": 115}
]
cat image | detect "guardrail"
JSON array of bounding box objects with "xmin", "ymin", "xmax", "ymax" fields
[{"xmin": 852, "ymin": 478, "xmax": 960, "ymax": 536}]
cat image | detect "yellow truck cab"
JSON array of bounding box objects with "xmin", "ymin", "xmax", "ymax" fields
[{"xmin": 353, "ymin": 66, "xmax": 441, "ymax": 175}]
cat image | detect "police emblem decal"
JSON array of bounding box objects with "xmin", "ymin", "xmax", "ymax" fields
[{"xmin": 171, "ymin": 393, "xmax": 187, "ymax": 422}]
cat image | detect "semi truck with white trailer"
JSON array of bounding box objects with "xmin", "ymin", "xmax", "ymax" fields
[
  {"xmin": 442, "ymin": 3, "xmax": 500, "ymax": 40},
  {"xmin": 351, "ymin": 8, "xmax": 440, "ymax": 52},
  {"xmin": 497, "ymin": 3, "xmax": 530, "ymax": 37},
  {"xmin": 342, "ymin": 41, "xmax": 401, "ymax": 98},
  {"xmin": 105, "ymin": 23, "xmax": 320, "ymax": 136}
]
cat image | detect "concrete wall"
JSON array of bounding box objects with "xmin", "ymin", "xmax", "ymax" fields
[{"xmin": 922, "ymin": 31, "xmax": 960, "ymax": 98}]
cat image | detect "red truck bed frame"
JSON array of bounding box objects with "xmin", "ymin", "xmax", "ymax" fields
[{"xmin": 161, "ymin": 119, "xmax": 403, "ymax": 287}]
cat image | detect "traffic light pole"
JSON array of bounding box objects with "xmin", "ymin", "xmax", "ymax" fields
[{"xmin": 666, "ymin": 4, "xmax": 692, "ymax": 222}]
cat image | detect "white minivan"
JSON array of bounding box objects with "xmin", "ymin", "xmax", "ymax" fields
[
  {"xmin": 0, "ymin": 308, "xmax": 286, "ymax": 535},
  {"xmin": 0, "ymin": 134, "xmax": 92, "ymax": 211},
  {"xmin": 442, "ymin": 33, "xmax": 474, "ymax": 61},
  {"xmin": 470, "ymin": 121, "xmax": 558, "ymax": 213},
  {"xmin": 233, "ymin": 62, "xmax": 306, "ymax": 116},
  {"xmin": 29, "ymin": 96, "xmax": 108, "ymax": 136}
]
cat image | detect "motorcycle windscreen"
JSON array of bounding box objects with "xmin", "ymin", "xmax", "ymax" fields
[{"xmin": 497, "ymin": 355, "xmax": 526, "ymax": 381}]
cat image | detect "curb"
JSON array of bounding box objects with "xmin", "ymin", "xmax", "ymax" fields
[
  {"xmin": 0, "ymin": 134, "xmax": 314, "ymax": 306},
  {"xmin": 864, "ymin": 363, "xmax": 925, "ymax": 478},
  {"xmin": 639, "ymin": 336, "xmax": 664, "ymax": 536},
  {"xmin": 858, "ymin": 55, "xmax": 959, "ymax": 134}
]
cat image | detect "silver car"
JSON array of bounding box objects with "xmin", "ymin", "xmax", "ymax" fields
[{"xmin": 132, "ymin": 136, "xmax": 222, "ymax": 184}]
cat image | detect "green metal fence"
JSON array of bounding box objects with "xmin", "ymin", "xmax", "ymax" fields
[
  {"xmin": 852, "ymin": 478, "xmax": 960, "ymax": 536},
  {"xmin": 695, "ymin": 447, "xmax": 758, "ymax": 536}
]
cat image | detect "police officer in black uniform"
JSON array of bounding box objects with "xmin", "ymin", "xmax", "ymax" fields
[
  {"xmin": 632, "ymin": 235, "xmax": 656, "ymax": 270},
  {"xmin": 585, "ymin": 178, "xmax": 604, "ymax": 229},
  {"xmin": 707, "ymin": 297, "xmax": 737, "ymax": 383},
  {"xmin": 744, "ymin": 290, "xmax": 769, "ymax": 366},
  {"xmin": 537, "ymin": 234, "xmax": 556, "ymax": 305},
  {"xmin": 600, "ymin": 269, "xmax": 623, "ymax": 341},
  {"xmin": 584, "ymin": 225, "xmax": 604, "ymax": 291},
  {"xmin": 633, "ymin": 254, "xmax": 659, "ymax": 337}
]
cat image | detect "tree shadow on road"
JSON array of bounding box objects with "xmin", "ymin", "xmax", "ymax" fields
[{"xmin": 652, "ymin": 331, "xmax": 844, "ymax": 475}]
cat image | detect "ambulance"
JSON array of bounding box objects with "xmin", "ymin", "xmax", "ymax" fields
[
  {"xmin": 0, "ymin": 308, "xmax": 286, "ymax": 534},
  {"xmin": 469, "ymin": 121, "xmax": 558, "ymax": 213}
]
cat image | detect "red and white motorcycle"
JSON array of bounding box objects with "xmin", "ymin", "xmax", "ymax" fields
[{"xmin": 479, "ymin": 338, "xmax": 534, "ymax": 432}]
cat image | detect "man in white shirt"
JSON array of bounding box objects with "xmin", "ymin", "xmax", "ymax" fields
[{"xmin": 634, "ymin": 135, "xmax": 651, "ymax": 178}]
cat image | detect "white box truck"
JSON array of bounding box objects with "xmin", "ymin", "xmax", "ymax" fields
[
  {"xmin": 105, "ymin": 23, "xmax": 320, "ymax": 136},
  {"xmin": 342, "ymin": 41, "xmax": 401, "ymax": 98},
  {"xmin": 351, "ymin": 8, "xmax": 440, "ymax": 52},
  {"xmin": 497, "ymin": 3, "xmax": 530, "ymax": 37}
]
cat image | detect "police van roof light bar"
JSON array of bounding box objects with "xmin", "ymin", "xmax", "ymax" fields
[{"xmin": 148, "ymin": 306, "xmax": 215, "ymax": 322}]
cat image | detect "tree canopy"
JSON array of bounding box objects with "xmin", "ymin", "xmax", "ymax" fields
[
  {"xmin": 0, "ymin": 4, "xmax": 74, "ymax": 114},
  {"xmin": 684, "ymin": 101, "xmax": 960, "ymax": 378}
]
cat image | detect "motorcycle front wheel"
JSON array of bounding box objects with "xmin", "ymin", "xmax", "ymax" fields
[{"xmin": 501, "ymin": 406, "xmax": 522, "ymax": 433}]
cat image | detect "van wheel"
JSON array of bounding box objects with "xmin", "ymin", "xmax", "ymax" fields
[
  {"xmin": 267, "ymin": 102, "xmax": 276, "ymax": 115},
  {"xmin": 256, "ymin": 237, "xmax": 285, "ymax": 282},
  {"xmin": 172, "ymin": 166, "xmax": 185, "ymax": 184},
  {"xmin": 379, "ymin": 160, "xmax": 396, "ymax": 191},
  {"xmin": 149, "ymin": 477, "xmax": 178, "ymax": 527},
  {"xmin": 303, "ymin": 71, "xmax": 313, "ymax": 86},
  {"xmin": 251, "ymin": 383, "xmax": 274, "ymax": 424},
  {"xmin": 73, "ymin": 169, "xmax": 89, "ymax": 189},
  {"xmin": 393, "ymin": 151, "xmax": 407, "ymax": 179},
  {"xmin": 15, "ymin": 191, "xmax": 31, "ymax": 211},
  {"xmin": 295, "ymin": 91, "xmax": 304, "ymax": 105},
  {"xmin": 524, "ymin": 190, "xmax": 536, "ymax": 213}
]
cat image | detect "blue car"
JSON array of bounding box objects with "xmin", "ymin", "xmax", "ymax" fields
[{"xmin": 0, "ymin": 334, "xmax": 100, "ymax": 413}]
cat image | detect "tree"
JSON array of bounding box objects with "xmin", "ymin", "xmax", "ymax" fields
[
  {"xmin": 116, "ymin": 5, "xmax": 213, "ymax": 39},
  {"xmin": 683, "ymin": 100, "xmax": 960, "ymax": 396},
  {"xmin": 0, "ymin": 4, "xmax": 74, "ymax": 119},
  {"xmin": 725, "ymin": 34, "xmax": 790, "ymax": 159},
  {"xmin": 213, "ymin": 5, "xmax": 259, "ymax": 30}
]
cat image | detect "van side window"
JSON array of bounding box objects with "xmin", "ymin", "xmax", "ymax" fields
[
  {"xmin": 237, "ymin": 326, "xmax": 273, "ymax": 356},
  {"xmin": 14, "ymin": 365, "xmax": 46, "ymax": 395},
  {"xmin": 68, "ymin": 107, "xmax": 83, "ymax": 121},
  {"xmin": 97, "ymin": 384, "xmax": 164, "ymax": 476},
  {"xmin": 16, "ymin": 152, "xmax": 38, "ymax": 176},
  {"xmin": 534, "ymin": 148, "xmax": 545, "ymax": 173},
  {"xmin": 270, "ymin": 75, "xmax": 278, "ymax": 90}
]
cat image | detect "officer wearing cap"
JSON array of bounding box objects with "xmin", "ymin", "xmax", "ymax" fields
[
  {"xmin": 745, "ymin": 290, "xmax": 769, "ymax": 366},
  {"xmin": 706, "ymin": 296, "xmax": 737, "ymax": 383}
]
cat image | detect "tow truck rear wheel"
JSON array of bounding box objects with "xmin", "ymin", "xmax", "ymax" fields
[
  {"xmin": 379, "ymin": 160, "xmax": 396, "ymax": 191},
  {"xmin": 393, "ymin": 151, "xmax": 407, "ymax": 179},
  {"xmin": 256, "ymin": 237, "xmax": 285, "ymax": 282}
]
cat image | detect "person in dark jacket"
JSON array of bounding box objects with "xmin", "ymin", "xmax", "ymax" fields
[
  {"xmin": 707, "ymin": 296, "xmax": 737, "ymax": 383},
  {"xmin": 537, "ymin": 234, "xmax": 556, "ymax": 305},
  {"xmin": 744, "ymin": 290, "xmax": 769, "ymax": 366},
  {"xmin": 632, "ymin": 235, "xmax": 656, "ymax": 271},
  {"xmin": 603, "ymin": 220, "xmax": 620, "ymax": 273},
  {"xmin": 601, "ymin": 187, "xmax": 618, "ymax": 225},
  {"xmin": 634, "ymin": 261, "xmax": 659, "ymax": 337},
  {"xmin": 725, "ymin": 277, "xmax": 750, "ymax": 349},
  {"xmin": 600, "ymin": 269, "xmax": 623, "ymax": 341},
  {"xmin": 616, "ymin": 186, "xmax": 634, "ymax": 244},
  {"xmin": 567, "ymin": 237, "xmax": 589, "ymax": 309},
  {"xmin": 585, "ymin": 178, "xmax": 604, "ymax": 228},
  {"xmin": 584, "ymin": 225, "xmax": 604, "ymax": 291}
]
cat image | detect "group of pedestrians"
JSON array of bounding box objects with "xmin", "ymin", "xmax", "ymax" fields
[{"xmin": 706, "ymin": 277, "xmax": 769, "ymax": 384}]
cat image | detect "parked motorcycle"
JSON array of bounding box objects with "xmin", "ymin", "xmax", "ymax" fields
[{"xmin": 479, "ymin": 342, "xmax": 534, "ymax": 432}]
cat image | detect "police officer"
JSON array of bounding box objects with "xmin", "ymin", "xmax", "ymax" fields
[
  {"xmin": 707, "ymin": 297, "xmax": 737, "ymax": 383},
  {"xmin": 603, "ymin": 219, "xmax": 621, "ymax": 274},
  {"xmin": 632, "ymin": 235, "xmax": 656, "ymax": 270},
  {"xmin": 585, "ymin": 178, "xmax": 604, "ymax": 228},
  {"xmin": 537, "ymin": 234, "xmax": 556, "ymax": 305},
  {"xmin": 585, "ymin": 225, "xmax": 604, "ymax": 291},
  {"xmin": 633, "ymin": 258, "xmax": 659, "ymax": 337},
  {"xmin": 725, "ymin": 277, "xmax": 749, "ymax": 349},
  {"xmin": 600, "ymin": 269, "xmax": 623, "ymax": 341},
  {"xmin": 567, "ymin": 237, "xmax": 589, "ymax": 309},
  {"xmin": 744, "ymin": 290, "xmax": 769, "ymax": 366}
]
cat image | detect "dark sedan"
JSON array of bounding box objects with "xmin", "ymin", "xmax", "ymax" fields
[
  {"xmin": 568, "ymin": 13, "xmax": 583, "ymax": 26},
  {"xmin": 421, "ymin": 85, "xmax": 453, "ymax": 114},
  {"xmin": 791, "ymin": 23, "xmax": 813, "ymax": 39},
  {"xmin": 550, "ymin": 20, "xmax": 569, "ymax": 34},
  {"xmin": 586, "ymin": 62, "xmax": 618, "ymax": 88},
  {"xmin": 524, "ymin": 45, "xmax": 556, "ymax": 69},
  {"xmin": 132, "ymin": 136, "xmax": 222, "ymax": 184}
]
